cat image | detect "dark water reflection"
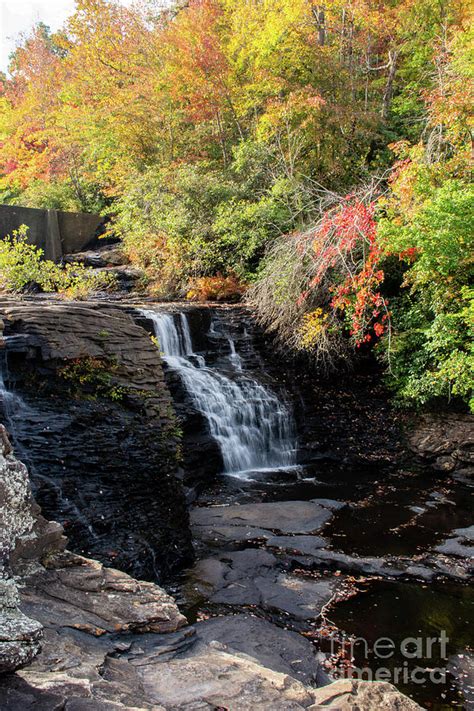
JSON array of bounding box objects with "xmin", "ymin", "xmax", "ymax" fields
[
  {"xmin": 203, "ymin": 461, "xmax": 473, "ymax": 708},
  {"xmin": 328, "ymin": 579, "xmax": 473, "ymax": 710}
]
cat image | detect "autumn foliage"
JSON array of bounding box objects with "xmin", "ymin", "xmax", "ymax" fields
[{"xmin": 0, "ymin": 0, "xmax": 472, "ymax": 410}]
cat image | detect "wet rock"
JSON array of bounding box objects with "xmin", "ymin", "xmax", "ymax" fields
[{"xmin": 193, "ymin": 613, "xmax": 320, "ymax": 684}]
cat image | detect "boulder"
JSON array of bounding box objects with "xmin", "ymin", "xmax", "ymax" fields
[
  {"xmin": 0, "ymin": 425, "xmax": 65, "ymax": 673},
  {"xmin": 0, "ymin": 579, "xmax": 43, "ymax": 673},
  {"xmin": 22, "ymin": 551, "xmax": 187, "ymax": 636},
  {"xmin": 408, "ymin": 413, "xmax": 474, "ymax": 474}
]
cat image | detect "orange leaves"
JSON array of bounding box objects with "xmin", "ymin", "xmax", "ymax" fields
[
  {"xmin": 162, "ymin": 0, "xmax": 231, "ymax": 123},
  {"xmin": 186, "ymin": 273, "xmax": 246, "ymax": 302}
]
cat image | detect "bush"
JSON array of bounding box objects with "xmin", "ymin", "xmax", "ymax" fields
[
  {"xmin": 248, "ymin": 185, "xmax": 384, "ymax": 371},
  {"xmin": 378, "ymin": 180, "xmax": 474, "ymax": 411},
  {"xmin": 0, "ymin": 226, "xmax": 116, "ymax": 298},
  {"xmin": 112, "ymin": 154, "xmax": 313, "ymax": 294},
  {"xmin": 186, "ymin": 274, "xmax": 246, "ymax": 302},
  {"xmin": 382, "ymin": 287, "xmax": 473, "ymax": 411}
]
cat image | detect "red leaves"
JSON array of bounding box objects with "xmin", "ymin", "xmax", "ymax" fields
[
  {"xmin": 398, "ymin": 247, "xmax": 418, "ymax": 262},
  {"xmin": 296, "ymin": 289, "xmax": 311, "ymax": 306},
  {"xmin": 297, "ymin": 195, "xmax": 389, "ymax": 347},
  {"xmin": 3, "ymin": 159, "xmax": 18, "ymax": 175}
]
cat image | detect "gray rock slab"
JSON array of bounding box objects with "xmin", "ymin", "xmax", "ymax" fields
[
  {"xmin": 193, "ymin": 613, "xmax": 319, "ymax": 684},
  {"xmin": 266, "ymin": 535, "xmax": 327, "ymax": 556},
  {"xmin": 434, "ymin": 526, "xmax": 474, "ymax": 558},
  {"xmin": 254, "ymin": 573, "xmax": 343, "ymax": 620},
  {"xmin": 191, "ymin": 548, "xmax": 344, "ymax": 620},
  {"xmin": 192, "ymin": 500, "xmax": 339, "ymax": 536}
]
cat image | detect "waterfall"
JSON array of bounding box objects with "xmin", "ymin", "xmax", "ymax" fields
[
  {"xmin": 142, "ymin": 309, "xmax": 296, "ymax": 476},
  {"xmin": 0, "ymin": 349, "xmax": 23, "ymax": 417}
]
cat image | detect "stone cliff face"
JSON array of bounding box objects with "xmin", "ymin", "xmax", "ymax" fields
[{"xmin": 0, "ymin": 299, "xmax": 192, "ymax": 581}]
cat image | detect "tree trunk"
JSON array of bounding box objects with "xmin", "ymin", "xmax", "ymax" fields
[
  {"xmin": 312, "ymin": 5, "xmax": 326, "ymax": 46},
  {"xmin": 381, "ymin": 50, "xmax": 398, "ymax": 119}
]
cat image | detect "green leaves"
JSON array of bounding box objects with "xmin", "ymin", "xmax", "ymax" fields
[
  {"xmin": 0, "ymin": 226, "xmax": 115, "ymax": 297},
  {"xmin": 379, "ymin": 179, "xmax": 474, "ymax": 412}
]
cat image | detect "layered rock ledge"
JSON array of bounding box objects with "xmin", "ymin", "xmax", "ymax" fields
[
  {"xmin": 408, "ymin": 413, "xmax": 474, "ymax": 478},
  {"xmin": 0, "ymin": 299, "xmax": 192, "ymax": 581}
]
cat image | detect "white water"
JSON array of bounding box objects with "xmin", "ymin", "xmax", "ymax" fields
[
  {"xmin": 0, "ymin": 362, "xmax": 25, "ymax": 417},
  {"xmin": 142, "ymin": 309, "xmax": 296, "ymax": 476}
]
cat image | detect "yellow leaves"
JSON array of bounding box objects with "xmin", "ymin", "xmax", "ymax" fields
[
  {"xmin": 297, "ymin": 308, "xmax": 329, "ymax": 350},
  {"xmin": 256, "ymin": 87, "xmax": 325, "ymax": 144}
]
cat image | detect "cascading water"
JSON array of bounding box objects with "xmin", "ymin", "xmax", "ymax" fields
[
  {"xmin": 142, "ymin": 309, "xmax": 296, "ymax": 476},
  {"xmin": 0, "ymin": 351, "xmax": 25, "ymax": 418}
]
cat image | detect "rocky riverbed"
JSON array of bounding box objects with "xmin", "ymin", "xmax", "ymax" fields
[
  {"xmin": 0, "ymin": 424, "xmax": 424, "ymax": 709},
  {"xmin": 0, "ymin": 297, "xmax": 472, "ymax": 710}
]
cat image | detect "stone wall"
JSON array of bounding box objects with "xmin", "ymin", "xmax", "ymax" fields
[{"xmin": 0, "ymin": 204, "xmax": 103, "ymax": 261}]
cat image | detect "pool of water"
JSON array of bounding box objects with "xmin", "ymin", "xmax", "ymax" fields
[
  {"xmin": 327, "ymin": 579, "xmax": 473, "ymax": 710},
  {"xmin": 197, "ymin": 461, "xmax": 473, "ymax": 709}
]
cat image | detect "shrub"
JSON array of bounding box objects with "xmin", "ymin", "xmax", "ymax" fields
[
  {"xmin": 378, "ymin": 180, "xmax": 474, "ymax": 411},
  {"xmin": 186, "ymin": 274, "xmax": 246, "ymax": 302},
  {"xmin": 248, "ymin": 184, "xmax": 385, "ymax": 371},
  {"xmin": 58, "ymin": 357, "xmax": 126, "ymax": 401},
  {"xmin": 0, "ymin": 226, "xmax": 116, "ymax": 298}
]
